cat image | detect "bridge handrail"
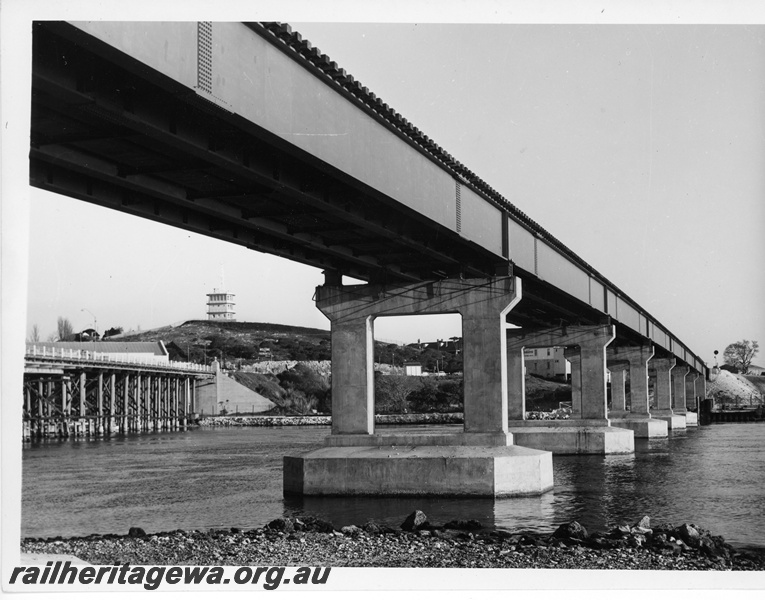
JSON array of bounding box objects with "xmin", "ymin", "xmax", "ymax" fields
[{"xmin": 25, "ymin": 345, "xmax": 212, "ymax": 373}]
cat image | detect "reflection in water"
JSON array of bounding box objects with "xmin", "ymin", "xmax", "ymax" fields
[
  {"xmin": 21, "ymin": 423, "xmax": 765, "ymax": 549},
  {"xmin": 284, "ymin": 495, "xmax": 502, "ymax": 530}
]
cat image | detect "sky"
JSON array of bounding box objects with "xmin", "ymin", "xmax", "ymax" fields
[{"xmin": 7, "ymin": 2, "xmax": 765, "ymax": 364}]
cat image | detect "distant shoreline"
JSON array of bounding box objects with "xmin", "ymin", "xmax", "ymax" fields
[{"xmin": 195, "ymin": 413, "xmax": 464, "ymax": 427}]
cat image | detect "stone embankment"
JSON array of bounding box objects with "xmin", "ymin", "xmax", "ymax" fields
[
  {"xmin": 21, "ymin": 514, "xmax": 764, "ymax": 570},
  {"xmin": 196, "ymin": 413, "xmax": 464, "ymax": 427}
]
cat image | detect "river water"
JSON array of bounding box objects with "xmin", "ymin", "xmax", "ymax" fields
[{"xmin": 21, "ymin": 423, "xmax": 765, "ymax": 551}]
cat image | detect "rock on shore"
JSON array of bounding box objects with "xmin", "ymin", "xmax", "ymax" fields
[{"xmin": 20, "ymin": 514, "xmax": 765, "ymax": 570}]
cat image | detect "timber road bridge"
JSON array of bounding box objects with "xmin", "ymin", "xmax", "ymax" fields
[
  {"xmin": 23, "ymin": 345, "xmax": 212, "ymax": 440},
  {"xmin": 27, "ymin": 21, "xmax": 707, "ymax": 496}
]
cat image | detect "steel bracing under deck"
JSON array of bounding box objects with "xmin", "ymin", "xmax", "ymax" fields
[{"xmin": 23, "ymin": 352, "xmax": 212, "ymax": 440}]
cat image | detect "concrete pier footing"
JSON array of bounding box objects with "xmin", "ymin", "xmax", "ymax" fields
[
  {"xmin": 284, "ymin": 438, "xmax": 553, "ymax": 496},
  {"xmin": 608, "ymin": 416, "xmax": 668, "ymax": 438},
  {"xmin": 506, "ymin": 420, "xmax": 634, "ymax": 454},
  {"xmin": 650, "ymin": 411, "xmax": 687, "ymax": 430}
]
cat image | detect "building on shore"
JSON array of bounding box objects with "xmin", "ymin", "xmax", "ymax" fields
[
  {"xmin": 206, "ymin": 288, "xmax": 236, "ymax": 321},
  {"xmin": 524, "ymin": 347, "xmax": 569, "ymax": 380}
]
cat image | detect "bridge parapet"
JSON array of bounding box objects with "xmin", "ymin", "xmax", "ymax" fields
[{"xmin": 25, "ymin": 345, "xmax": 212, "ymax": 374}]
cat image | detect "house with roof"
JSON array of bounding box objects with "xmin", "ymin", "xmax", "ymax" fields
[{"xmin": 524, "ymin": 347, "xmax": 569, "ymax": 380}]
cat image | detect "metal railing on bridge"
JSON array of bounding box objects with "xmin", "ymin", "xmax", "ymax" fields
[{"xmin": 26, "ymin": 345, "xmax": 212, "ymax": 373}]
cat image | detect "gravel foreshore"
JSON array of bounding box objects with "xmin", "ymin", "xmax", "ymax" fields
[{"xmin": 21, "ymin": 514, "xmax": 765, "ymax": 570}]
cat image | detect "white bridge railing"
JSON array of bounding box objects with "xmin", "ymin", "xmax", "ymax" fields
[{"xmin": 25, "ymin": 345, "xmax": 212, "ymax": 372}]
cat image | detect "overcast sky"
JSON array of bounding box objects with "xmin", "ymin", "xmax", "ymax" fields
[{"xmin": 8, "ymin": 2, "xmax": 765, "ymax": 364}]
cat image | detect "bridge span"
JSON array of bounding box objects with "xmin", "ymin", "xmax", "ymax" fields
[
  {"xmin": 23, "ymin": 345, "xmax": 212, "ymax": 441},
  {"xmin": 30, "ymin": 21, "xmax": 707, "ymax": 495}
]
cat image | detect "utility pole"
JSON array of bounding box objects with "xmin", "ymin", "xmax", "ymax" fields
[{"xmin": 81, "ymin": 308, "xmax": 98, "ymax": 336}]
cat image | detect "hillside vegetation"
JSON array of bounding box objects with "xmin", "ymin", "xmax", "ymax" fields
[
  {"xmin": 707, "ymin": 370, "xmax": 764, "ymax": 405},
  {"xmin": 118, "ymin": 320, "xmax": 332, "ymax": 363},
  {"xmin": 116, "ymin": 320, "xmax": 462, "ymax": 372}
]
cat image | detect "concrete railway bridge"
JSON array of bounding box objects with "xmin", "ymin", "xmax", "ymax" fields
[
  {"xmin": 29, "ymin": 21, "xmax": 708, "ymax": 496},
  {"xmin": 23, "ymin": 346, "xmax": 213, "ymax": 441}
]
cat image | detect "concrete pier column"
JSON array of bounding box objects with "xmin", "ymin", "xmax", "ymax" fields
[
  {"xmin": 462, "ymin": 308, "xmax": 511, "ymax": 433},
  {"xmin": 506, "ymin": 346, "xmax": 526, "ymax": 421},
  {"xmin": 672, "ymin": 365, "xmax": 690, "ymax": 415},
  {"xmin": 564, "ymin": 347, "xmax": 582, "ymax": 418},
  {"xmin": 650, "ymin": 357, "xmax": 685, "ymax": 429},
  {"xmin": 328, "ymin": 316, "xmax": 375, "ymax": 435},
  {"xmin": 682, "ymin": 369, "xmax": 700, "ymax": 426},
  {"xmin": 578, "ymin": 328, "xmax": 616, "ymax": 421},
  {"xmin": 696, "ymin": 372, "xmax": 706, "ymax": 403},
  {"xmin": 652, "ymin": 357, "xmax": 675, "ymax": 412},
  {"xmin": 608, "ymin": 363, "xmax": 629, "ymax": 418},
  {"xmin": 624, "ymin": 346, "xmax": 654, "ymax": 417},
  {"xmin": 686, "ymin": 372, "xmax": 700, "ymax": 411}
]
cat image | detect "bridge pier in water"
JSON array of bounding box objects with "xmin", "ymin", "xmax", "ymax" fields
[
  {"xmin": 606, "ymin": 345, "xmax": 668, "ymax": 438},
  {"xmin": 284, "ymin": 275, "xmax": 554, "ymax": 497},
  {"xmin": 649, "ymin": 358, "xmax": 687, "ymax": 430},
  {"xmin": 671, "ymin": 364, "xmax": 698, "ymax": 427},
  {"xmin": 505, "ymin": 325, "xmax": 635, "ymax": 454},
  {"xmin": 685, "ymin": 372, "xmax": 703, "ymax": 426}
]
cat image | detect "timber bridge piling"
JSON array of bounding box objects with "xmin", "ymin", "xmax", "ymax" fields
[{"xmin": 23, "ymin": 346, "xmax": 213, "ymax": 441}]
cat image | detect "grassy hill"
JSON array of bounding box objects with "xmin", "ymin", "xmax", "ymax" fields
[
  {"xmin": 708, "ymin": 370, "xmax": 764, "ymax": 405},
  {"xmin": 115, "ymin": 319, "xmax": 460, "ymax": 371},
  {"xmin": 117, "ymin": 320, "xmax": 332, "ymax": 364}
]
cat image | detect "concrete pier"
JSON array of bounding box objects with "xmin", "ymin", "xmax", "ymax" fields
[
  {"xmin": 563, "ymin": 347, "xmax": 582, "ymax": 418},
  {"xmin": 506, "ymin": 325, "xmax": 634, "ymax": 454},
  {"xmin": 649, "ymin": 357, "xmax": 686, "ymax": 429},
  {"xmin": 284, "ymin": 275, "xmax": 553, "ymax": 497},
  {"xmin": 607, "ymin": 346, "xmax": 668, "ymax": 438},
  {"xmin": 671, "ymin": 365, "xmax": 698, "ymax": 426},
  {"xmin": 682, "ymin": 371, "xmax": 700, "ymax": 426}
]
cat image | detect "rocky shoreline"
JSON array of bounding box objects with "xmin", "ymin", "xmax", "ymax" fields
[
  {"xmin": 21, "ymin": 513, "xmax": 765, "ymax": 570},
  {"xmin": 196, "ymin": 412, "xmax": 464, "ymax": 427}
]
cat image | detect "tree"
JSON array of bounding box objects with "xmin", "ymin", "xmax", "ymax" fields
[
  {"xmin": 56, "ymin": 316, "xmax": 74, "ymax": 341},
  {"xmin": 27, "ymin": 324, "xmax": 41, "ymax": 343},
  {"xmin": 723, "ymin": 340, "xmax": 759, "ymax": 375},
  {"xmin": 374, "ymin": 374, "xmax": 417, "ymax": 414}
]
